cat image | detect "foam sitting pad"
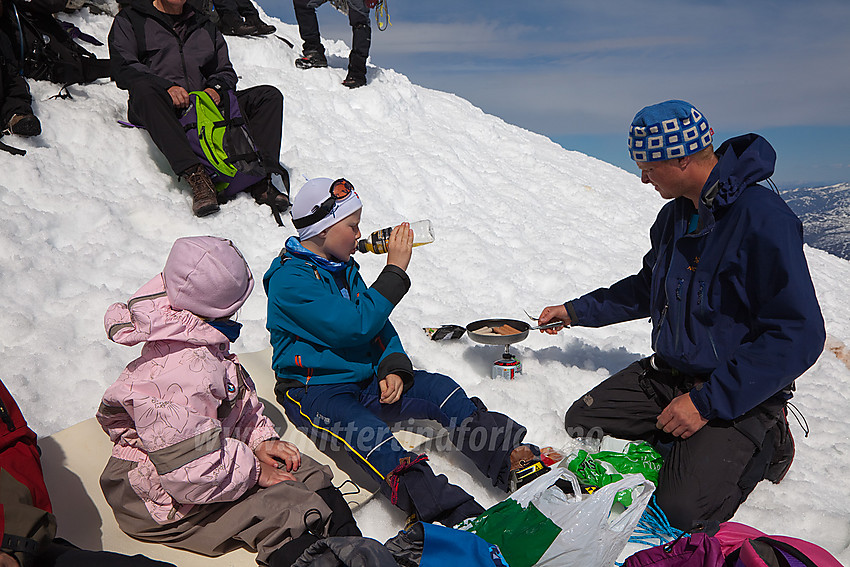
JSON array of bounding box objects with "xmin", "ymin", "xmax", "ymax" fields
[{"xmin": 40, "ymin": 348, "xmax": 434, "ymax": 565}]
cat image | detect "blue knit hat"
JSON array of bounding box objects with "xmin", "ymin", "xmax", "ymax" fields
[{"xmin": 628, "ymin": 100, "xmax": 713, "ymax": 162}]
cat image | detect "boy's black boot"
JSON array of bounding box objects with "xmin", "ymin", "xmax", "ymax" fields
[{"xmin": 384, "ymin": 455, "xmax": 484, "ymax": 527}]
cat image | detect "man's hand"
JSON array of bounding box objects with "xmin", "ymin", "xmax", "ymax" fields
[
  {"xmin": 255, "ymin": 439, "xmax": 301, "ymax": 487},
  {"xmin": 167, "ymin": 85, "xmax": 190, "ymax": 108},
  {"xmin": 537, "ymin": 304, "xmax": 570, "ymax": 335},
  {"xmin": 379, "ymin": 374, "xmax": 403, "ymax": 404},
  {"xmin": 0, "ymin": 551, "xmax": 20, "ymax": 567},
  {"xmin": 386, "ymin": 222, "xmax": 414, "ymax": 271},
  {"xmin": 656, "ymin": 393, "xmax": 708, "ymax": 439},
  {"xmin": 203, "ymin": 87, "xmax": 221, "ymax": 106}
]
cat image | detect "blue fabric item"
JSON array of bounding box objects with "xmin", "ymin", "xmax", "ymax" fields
[
  {"xmin": 285, "ymin": 236, "xmax": 347, "ymax": 273},
  {"xmin": 206, "ymin": 319, "xmax": 242, "ymax": 342},
  {"xmin": 568, "ymin": 134, "xmax": 825, "ymax": 421},
  {"xmin": 629, "ymin": 100, "xmax": 713, "ymax": 162},
  {"xmin": 419, "ymin": 523, "xmax": 509, "ymax": 567},
  {"xmin": 263, "ymin": 237, "xmax": 405, "ymax": 387},
  {"xmin": 281, "ymin": 370, "xmax": 477, "ymax": 479}
]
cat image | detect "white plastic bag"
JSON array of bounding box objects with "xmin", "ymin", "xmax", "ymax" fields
[{"xmin": 512, "ymin": 468, "xmax": 655, "ymax": 567}]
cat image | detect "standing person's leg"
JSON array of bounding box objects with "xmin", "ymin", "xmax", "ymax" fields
[
  {"xmin": 127, "ymin": 82, "xmax": 219, "ymax": 217},
  {"xmin": 342, "ymin": 0, "xmax": 370, "ymax": 87},
  {"xmin": 280, "ymin": 383, "xmax": 483, "ymax": 526},
  {"xmin": 293, "ymin": 0, "xmax": 328, "ymax": 67},
  {"xmin": 234, "ymin": 0, "xmax": 276, "ymax": 34}
]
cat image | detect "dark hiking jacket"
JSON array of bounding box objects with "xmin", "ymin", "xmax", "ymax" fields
[
  {"xmin": 108, "ymin": 0, "xmax": 236, "ymax": 94},
  {"xmin": 567, "ymin": 134, "xmax": 825, "ymax": 422}
]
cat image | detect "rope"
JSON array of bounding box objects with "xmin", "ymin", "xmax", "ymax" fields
[
  {"xmin": 627, "ymin": 495, "xmax": 687, "ymax": 548},
  {"xmin": 375, "ymin": 0, "xmax": 390, "ymax": 31}
]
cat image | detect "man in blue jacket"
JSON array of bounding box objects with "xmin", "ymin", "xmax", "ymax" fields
[
  {"xmin": 537, "ymin": 100, "xmax": 825, "ymax": 530},
  {"xmin": 265, "ymin": 178, "xmax": 545, "ymax": 528}
]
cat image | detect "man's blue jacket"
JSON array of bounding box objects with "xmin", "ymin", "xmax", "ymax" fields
[
  {"xmin": 263, "ymin": 237, "xmax": 414, "ymax": 393},
  {"xmin": 566, "ymin": 134, "xmax": 825, "ymax": 421}
]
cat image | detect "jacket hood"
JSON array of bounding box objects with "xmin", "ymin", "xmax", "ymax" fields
[
  {"xmin": 700, "ymin": 133, "xmax": 776, "ymax": 211},
  {"xmin": 105, "ymin": 275, "xmax": 229, "ymax": 348}
]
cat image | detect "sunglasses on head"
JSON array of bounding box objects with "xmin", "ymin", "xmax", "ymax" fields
[{"xmin": 293, "ymin": 178, "xmax": 355, "ymax": 229}]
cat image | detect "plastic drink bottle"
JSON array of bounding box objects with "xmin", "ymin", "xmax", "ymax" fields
[{"xmin": 357, "ymin": 219, "xmax": 435, "ymax": 254}]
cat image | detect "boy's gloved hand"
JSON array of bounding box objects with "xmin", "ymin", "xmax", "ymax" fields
[
  {"xmin": 386, "ymin": 222, "xmax": 414, "ymax": 272},
  {"xmin": 379, "ymin": 374, "xmax": 403, "ymax": 404},
  {"xmin": 255, "ymin": 439, "xmax": 301, "ymax": 487}
]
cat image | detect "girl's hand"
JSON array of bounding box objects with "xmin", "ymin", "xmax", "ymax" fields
[
  {"xmin": 255, "ymin": 439, "xmax": 301, "ymax": 473},
  {"xmin": 258, "ymin": 460, "xmax": 296, "ymax": 487},
  {"xmin": 386, "ymin": 222, "xmax": 414, "ymax": 271}
]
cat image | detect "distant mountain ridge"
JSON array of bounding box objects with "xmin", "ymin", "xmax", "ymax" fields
[{"xmin": 782, "ymin": 183, "xmax": 850, "ymax": 261}]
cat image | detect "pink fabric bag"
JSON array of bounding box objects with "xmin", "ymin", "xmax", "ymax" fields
[{"xmin": 623, "ymin": 533, "xmax": 724, "ymax": 567}]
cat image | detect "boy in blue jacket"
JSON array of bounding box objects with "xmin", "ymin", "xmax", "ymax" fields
[
  {"xmin": 538, "ymin": 100, "xmax": 825, "ymax": 531},
  {"xmin": 264, "ymin": 177, "xmax": 542, "ymax": 527}
]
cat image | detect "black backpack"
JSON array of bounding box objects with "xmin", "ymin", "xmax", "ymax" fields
[{"xmin": 10, "ymin": 0, "xmax": 110, "ymax": 85}]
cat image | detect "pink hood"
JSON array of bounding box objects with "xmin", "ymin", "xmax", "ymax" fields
[{"xmin": 97, "ymin": 275, "xmax": 278, "ymax": 525}]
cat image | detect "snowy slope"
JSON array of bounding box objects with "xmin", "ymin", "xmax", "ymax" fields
[{"xmin": 2, "ymin": 8, "xmax": 850, "ymax": 561}]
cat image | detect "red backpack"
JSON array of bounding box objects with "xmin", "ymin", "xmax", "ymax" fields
[{"xmin": 0, "ymin": 378, "xmax": 53, "ymax": 555}]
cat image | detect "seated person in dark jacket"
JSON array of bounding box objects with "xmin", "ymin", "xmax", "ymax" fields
[
  {"xmin": 537, "ymin": 100, "xmax": 825, "ymax": 531},
  {"xmin": 108, "ymin": 0, "xmax": 289, "ymax": 218},
  {"xmin": 0, "ymin": 0, "xmax": 40, "ymax": 139}
]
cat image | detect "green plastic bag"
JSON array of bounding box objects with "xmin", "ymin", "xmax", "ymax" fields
[{"xmin": 566, "ymin": 441, "xmax": 662, "ymax": 507}]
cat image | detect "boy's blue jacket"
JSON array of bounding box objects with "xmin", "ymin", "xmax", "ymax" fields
[
  {"xmin": 263, "ymin": 237, "xmax": 413, "ymax": 392},
  {"xmin": 566, "ymin": 134, "xmax": 825, "ymax": 422}
]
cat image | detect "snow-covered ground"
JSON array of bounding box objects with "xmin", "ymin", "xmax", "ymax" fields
[{"xmin": 2, "ymin": 7, "xmax": 849, "ymax": 562}]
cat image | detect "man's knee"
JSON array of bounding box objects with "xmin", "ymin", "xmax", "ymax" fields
[{"xmin": 563, "ymin": 393, "xmax": 604, "ymax": 439}]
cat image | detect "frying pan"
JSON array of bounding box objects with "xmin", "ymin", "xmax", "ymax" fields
[{"xmin": 465, "ymin": 319, "xmax": 531, "ymax": 345}]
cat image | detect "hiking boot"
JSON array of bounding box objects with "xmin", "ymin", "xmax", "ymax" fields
[
  {"xmin": 184, "ymin": 165, "xmax": 220, "ymax": 217},
  {"xmin": 766, "ymin": 413, "xmax": 795, "ymax": 483},
  {"xmin": 218, "ymin": 12, "xmax": 255, "ymax": 36},
  {"xmin": 295, "ymin": 50, "xmax": 328, "ymax": 69},
  {"xmin": 250, "ymin": 177, "xmax": 290, "ymax": 226},
  {"xmin": 509, "ymin": 444, "xmax": 550, "ymax": 492},
  {"xmin": 244, "ymin": 14, "xmax": 276, "ymax": 35},
  {"xmin": 6, "ymin": 114, "xmax": 41, "ymax": 137},
  {"xmin": 341, "ymin": 72, "xmax": 366, "ymax": 89}
]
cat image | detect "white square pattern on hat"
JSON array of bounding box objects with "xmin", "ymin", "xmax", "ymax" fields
[{"xmin": 629, "ymin": 108, "xmax": 712, "ymax": 162}]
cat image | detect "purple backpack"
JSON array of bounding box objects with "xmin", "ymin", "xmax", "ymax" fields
[
  {"xmin": 178, "ymin": 90, "xmax": 266, "ymax": 199},
  {"xmin": 715, "ymin": 522, "xmax": 842, "ymax": 567},
  {"xmin": 624, "ymin": 533, "xmax": 724, "ymax": 567}
]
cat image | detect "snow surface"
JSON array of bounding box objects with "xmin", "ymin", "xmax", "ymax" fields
[{"xmin": 2, "ymin": 7, "xmax": 850, "ymax": 563}]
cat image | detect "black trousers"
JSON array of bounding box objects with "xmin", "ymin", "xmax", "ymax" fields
[
  {"xmin": 35, "ymin": 540, "xmax": 175, "ymax": 567},
  {"xmin": 292, "ymin": 0, "xmax": 371, "ymax": 76},
  {"xmin": 212, "ymin": 0, "xmax": 258, "ymax": 18},
  {"xmin": 563, "ymin": 358, "xmax": 785, "ymax": 531},
  {"xmin": 127, "ymin": 81, "xmax": 283, "ymax": 177}
]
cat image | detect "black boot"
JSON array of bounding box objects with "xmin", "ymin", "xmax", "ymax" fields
[
  {"xmin": 5, "ymin": 114, "xmax": 41, "ymax": 137},
  {"xmin": 218, "ymin": 11, "xmax": 254, "ymax": 36},
  {"xmin": 250, "ymin": 175, "xmax": 290, "ymax": 226},
  {"xmin": 244, "ymin": 13, "xmax": 276, "ymax": 35},
  {"xmin": 295, "ymin": 50, "xmax": 328, "ymax": 69},
  {"xmin": 384, "ymin": 455, "xmax": 484, "ymax": 527},
  {"xmin": 450, "ymin": 397, "xmax": 530, "ymax": 492}
]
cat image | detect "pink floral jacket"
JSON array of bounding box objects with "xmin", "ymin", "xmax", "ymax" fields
[{"xmin": 97, "ymin": 275, "xmax": 278, "ymax": 524}]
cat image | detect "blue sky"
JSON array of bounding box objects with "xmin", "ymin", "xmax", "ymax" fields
[{"xmin": 261, "ymin": 0, "xmax": 850, "ymax": 189}]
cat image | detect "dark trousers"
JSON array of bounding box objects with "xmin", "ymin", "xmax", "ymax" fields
[
  {"xmin": 35, "ymin": 540, "xmax": 175, "ymax": 567},
  {"xmin": 563, "ymin": 358, "xmax": 785, "ymax": 531},
  {"xmin": 127, "ymin": 81, "xmax": 283, "ymax": 177},
  {"xmin": 212, "ymin": 0, "xmax": 259, "ymax": 18},
  {"xmin": 292, "ymin": 0, "xmax": 371, "ymax": 76},
  {"xmin": 280, "ymin": 371, "xmax": 526, "ymax": 524}
]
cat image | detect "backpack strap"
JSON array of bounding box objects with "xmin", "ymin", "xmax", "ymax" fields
[
  {"xmin": 755, "ymin": 537, "xmax": 818, "ymax": 567},
  {"xmin": 123, "ymin": 7, "xmax": 149, "ymax": 55}
]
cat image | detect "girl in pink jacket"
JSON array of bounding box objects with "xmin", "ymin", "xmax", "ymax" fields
[{"xmin": 97, "ymin": 236, "xmax": 361, "ymax": 566}]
